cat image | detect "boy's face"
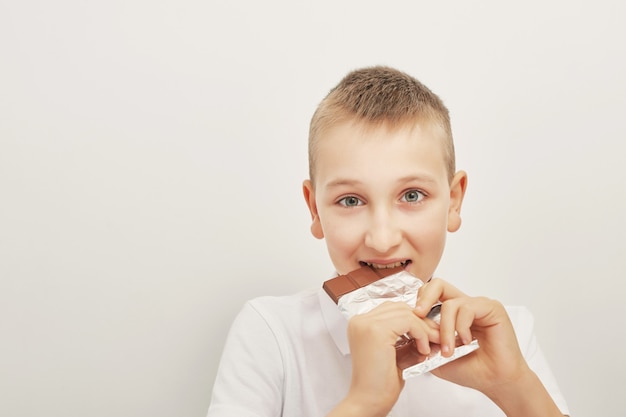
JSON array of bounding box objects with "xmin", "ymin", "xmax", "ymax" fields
[{"xmin": 303, "ymin": 120, "xmax": 467, "ymax": 280}]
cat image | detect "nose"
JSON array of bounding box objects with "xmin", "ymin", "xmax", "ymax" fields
[{"xmin": 364, "ymin": 208, "xmax": 402, "ymax": 253}]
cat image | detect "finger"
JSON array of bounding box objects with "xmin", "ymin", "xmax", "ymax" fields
[
  {"xmin": 414, "ymin": 278, "xmax": 467, "ymax": 317},
  {"xmin": 454, "ymin": 302, "xmax": 475, "ymax": 345},
  {"xmin": 421, "ymin": 314, "xmax": 441, "ymax": 331},
  {"xmin": 439, "ymin": 297, "xmax": 498, "ymax": 355},
  {"xmin": 405, "ymin": 319, "xmax": 440, "ymax": 354},
  {"xmin": 360, "ymin": 302, "xmax": 438, "ymax": 345},
  {"xmin": 437, "ymin": 300, "xmax": 460, "ymax": 356}
]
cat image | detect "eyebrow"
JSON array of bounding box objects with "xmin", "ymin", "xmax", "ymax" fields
[
  {"xmin": 324, "ymin": 178, "xmax": 363, "ymax": 188},
  {"xmin": 397, "ymin": 175, "xmax": 439, "ymax": 186},
  {"xmin": 324, "ymin": 175, "xmax": 440, "ymax": 189}
]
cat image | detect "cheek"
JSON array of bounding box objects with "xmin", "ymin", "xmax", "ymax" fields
[
  {"xmin": 322, "ymin": 217, "xmax": 357, "ymax": 247},
  {"xmin": 320, "ymin": 215, "xmax": 364, "ymax": 253},
  {"xmin": 405, "ymin": 218, "xmax": 448, "ymax": 279},
  {"xmin": 404, "ymin": 210, "xmax": 448, "ymax": 247}
]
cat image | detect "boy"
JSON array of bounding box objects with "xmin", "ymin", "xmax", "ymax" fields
[{"xmin": 207, "ymin": 66, "xmax": 569, "ymax": 416}]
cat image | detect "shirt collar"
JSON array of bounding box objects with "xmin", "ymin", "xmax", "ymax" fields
[{"xmin": 317, "ymin": 287, "xmax": 350, "ymax": 355}]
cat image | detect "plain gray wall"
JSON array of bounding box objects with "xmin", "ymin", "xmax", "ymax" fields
[{"xmin": 1, "ymin": 1, "xmax": 625, "ymax": 416}]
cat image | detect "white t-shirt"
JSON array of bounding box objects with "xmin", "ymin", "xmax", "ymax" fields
[{"xmin": 208, "ymin": 288, "xmax": 569, "ymax": 417}]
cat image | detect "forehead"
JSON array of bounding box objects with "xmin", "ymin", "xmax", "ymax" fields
[{"xmin": 314, "ymin": 120, "xmax": 449, "ymax": 187}]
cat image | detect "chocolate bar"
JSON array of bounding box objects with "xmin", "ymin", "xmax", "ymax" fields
[
  {"xmin": 323, "ymin": 265, "xmax": 424, "ymax": 371},
  {"xmin": 322, "ymin": 265, "xmax": 480, "ymax": 378},
  {"xmin": 322, "ymin": 265, "xmax": 404, "ymax": 303}
]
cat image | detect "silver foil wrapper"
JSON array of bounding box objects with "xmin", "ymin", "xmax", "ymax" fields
[{"xmin": 336, "ymin": 270, "xmax": 479, "ymax": 379}]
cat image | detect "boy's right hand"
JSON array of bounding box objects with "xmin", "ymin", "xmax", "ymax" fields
[{"xmin": 329, "ymin": 301, "xmax": 439, "ymax": 417}]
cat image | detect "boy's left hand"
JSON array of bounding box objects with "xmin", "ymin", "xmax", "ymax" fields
[
  {"xmin": 414, "ymin": 278, "xmax": 566, "ymax": 416},
  {"xmin": 413, "ymin": 278, "xmax": 529, "ymax": 395}
]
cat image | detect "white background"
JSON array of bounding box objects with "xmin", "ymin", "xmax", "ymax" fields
[{"xmin": 1, "ymin": 1, "xmax": 625, "ymax": 416}]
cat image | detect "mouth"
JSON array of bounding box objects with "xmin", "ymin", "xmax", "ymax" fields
[{"xmin": 359, "ymin": 260, "xmax": 412, "ymax": 270}]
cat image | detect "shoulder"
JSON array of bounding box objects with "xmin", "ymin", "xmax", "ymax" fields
[
  {"xmin": 504, "ymin": 306, "xmax": 570, "ymax": 415},
  {"xmin": 235, "ymin": 288, "xmax": 323, "ymax": 333},
  {"xmin": 209, "ymin": 289, "xmax": 323, "ymax": 417},
  {"xmin": 504, "ymin": 305, "xmax": 535, "ymax": 328},
  {"xmin": 217, "ymin": 288, "xmax": 324, "ymax": 370}
]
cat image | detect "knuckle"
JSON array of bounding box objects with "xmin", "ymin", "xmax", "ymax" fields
[
  {"xmin": 427, "ymin": 277, "xmax": 444, "ymax": 286},
  {"xmin": 348, "ymin": 314, "xmax": 366, "ymax": 330}
]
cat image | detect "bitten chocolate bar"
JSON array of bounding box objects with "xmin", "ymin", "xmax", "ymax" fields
[
  {"xmin": 322, "ymin": 265, "xmax": 404, "ymax": 303},
  {"xmin": 323, "ymin": 265, "xmax": 425, "ymax": 372},
  {"xmin": 322, "ymin": 265, "xmax": 479, "ymax": 379}
]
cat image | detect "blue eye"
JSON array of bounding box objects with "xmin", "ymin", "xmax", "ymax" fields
[
  {"xmin": 402, "ymin": 190, "xmax": 424, "ymax": 203},
  {"xmin": 338, "ymin": 196, "xmax": 363, "ymax": 207}
]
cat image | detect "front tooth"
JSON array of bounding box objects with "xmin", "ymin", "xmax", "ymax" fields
[{"xmin": 368, "ymin": 261, "xmax": 403, "ymax": 269}]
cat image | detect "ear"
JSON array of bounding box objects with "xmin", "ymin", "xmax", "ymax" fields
[
  {"xmin": 302, "ymin": 180, "xmax": 324, "ymax": 239},
  {"xmin": 447, "ymin": 171, "xmax": 468, "ymax": 233}
]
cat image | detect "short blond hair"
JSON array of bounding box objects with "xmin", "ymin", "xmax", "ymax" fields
[{"xmin": 308, "ymin": 66, "xmax": 455, "ymax": 184}]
